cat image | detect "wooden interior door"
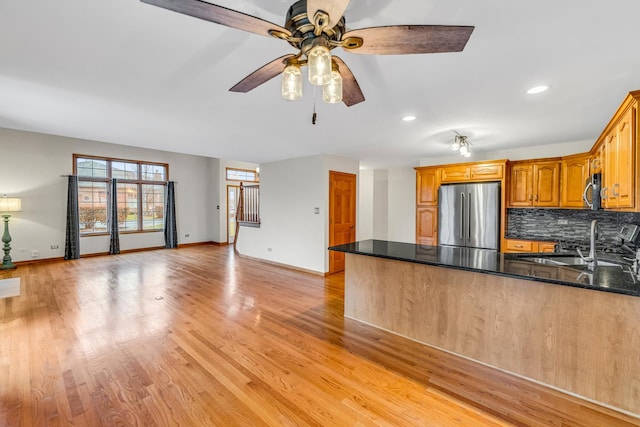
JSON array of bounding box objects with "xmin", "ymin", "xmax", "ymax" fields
[{"xmin": 329, "ymin": 171, "xmax": 356, "ymax": 274}]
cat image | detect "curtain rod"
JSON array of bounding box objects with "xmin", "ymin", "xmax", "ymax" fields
[{"xmin": 60, "ymin": 175, "xmax": 176, "ymax": 183}]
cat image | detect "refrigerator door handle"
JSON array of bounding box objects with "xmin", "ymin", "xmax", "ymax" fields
[
  {"xmin": 468, "ymin": 191, "xmax": 472, "ymax": 239},
  {"xmin": 460, "ymin": 192, "xmax": 465, "ymax": 239}
]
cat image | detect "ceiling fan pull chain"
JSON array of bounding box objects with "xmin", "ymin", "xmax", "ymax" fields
[{"xmin": 312, "ymin": 87, "xmax": 318, "ymax": 125}]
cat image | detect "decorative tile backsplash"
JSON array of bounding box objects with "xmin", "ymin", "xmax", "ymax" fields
[{"xmin": 506, "ymin": 209, "xmax": 640, "ymax": 244}]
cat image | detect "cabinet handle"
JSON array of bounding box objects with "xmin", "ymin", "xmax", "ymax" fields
[
  {"xmin": 515, "ymin": 244, "xmax": 523, "ymax": 248},
  {"xmin": 528, "ymin": 195, "xmax": 532, "ymax": 201},
  {"xmin": 601, "ymin": 187, "xmax": 608, "ymax": 199},
  {"xmin": 534, "ymin": 194, "xmax": 538, "ymax": 201},
  {"xmin": 613, "ymin": 183, "xmax": 620, "ymax": 197}
]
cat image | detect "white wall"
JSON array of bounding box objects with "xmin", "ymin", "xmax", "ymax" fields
[
  {"xmin": 358, "ymin": 169, "xmax": 374, "ymax": 240},
  {"xmin": 236, "ymin": 154, "xmax": 359, "ymax": 273},
  {"xmin": 0, "ymin": 127, "xmax": 218, "ymax": 262},
  {"xmin": 387, "ymin": 167, "xmax": 416, "ymax": 243}
]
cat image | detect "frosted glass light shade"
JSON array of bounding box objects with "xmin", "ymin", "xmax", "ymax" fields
[
  {"xmin": 322, "ymin": 70, "xmax": 342, "ymax": 104},
  {"xmin": 0, "ymin": 197, "xmax": 21, "ymax": 213},
  {"xmin": 307, "ymin": 45, "xmax": 332, "ymax": 85},
  {"xmin": 281, "ymin": 64, "xmax": 302, "ymax": 101}
]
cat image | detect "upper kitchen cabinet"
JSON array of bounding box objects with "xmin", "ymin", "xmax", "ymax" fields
[
  {"xmin": 560, "ymin": 153, "xmax": 590, "ymax": 208},
  {"xmin": 596, "ymin": 99, "xmax": 636, "ymax": 209},
  {"xmin": 415, "ymin": 167, "xmax": 439, "ymax": 206},
  {"xmin": 440, "ymin": 161, "xmax": 506, "ymax": 183},
  {"xmin": 508, "ymin": 160, "xmax": 560, "ymax": 207}
]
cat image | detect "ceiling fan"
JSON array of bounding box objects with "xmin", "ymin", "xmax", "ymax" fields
[{"xmin": 140, "ymin": 0, "xmax": 474, "ymax": 107}]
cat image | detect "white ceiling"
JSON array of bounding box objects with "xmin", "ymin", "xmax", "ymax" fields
[{"xmin": 1, "ymin": 0, "xmax": 639, "ymax": 168}]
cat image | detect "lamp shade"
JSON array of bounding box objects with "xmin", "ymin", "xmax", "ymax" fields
[
  {"xmin": 307, "ymin": 45, "xmax": 332, "ymax": 86},
  {"xmin": 322, "ymin": 69, "xmax": 342, "ymax": 104},
  {"xmin": 282, "ymin": 63, "xmax": 303, "ymax": 101},
  {"xmin": 0, "ymin": 197, "xmax": 22, "ymax": 213}
]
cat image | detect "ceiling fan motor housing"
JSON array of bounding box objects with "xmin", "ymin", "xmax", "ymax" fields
[{"xmin": 285, "ymin": 0, "xmax": 346, "ymax": 55}]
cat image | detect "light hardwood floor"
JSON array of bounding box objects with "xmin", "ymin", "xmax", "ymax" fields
[{"xmin": 0, "ymin": 246, "xmax": 638, "ymax": 426}]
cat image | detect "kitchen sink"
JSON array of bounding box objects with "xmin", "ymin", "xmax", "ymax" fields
[{"xmin": 521, "ymin": 256, "xmax": 622, "ymax": 267}]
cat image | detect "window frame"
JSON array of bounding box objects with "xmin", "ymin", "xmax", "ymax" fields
[
  {"xmin": 73, "ymin": 154, "xmax": 169, "ymax": 236},
  {"xmin": 225, "ymin": 167, "xmax": 259, "ymax": 183}
]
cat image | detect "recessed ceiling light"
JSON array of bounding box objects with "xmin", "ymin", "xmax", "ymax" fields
[
  {"xmin": 527, "ymin": 85, "xmax": 549, "ymax": 94},
  {"xmin": 402, "ymin": 115, "xmax": 416, "ymax": 122}
]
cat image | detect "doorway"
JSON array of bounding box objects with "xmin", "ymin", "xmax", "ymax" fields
[
  {"xmin": 329, "ymin": 171, "xmax": 357, "ymax": 273},
  {"xmin": 227, "ymin": 185, "xmax": 238, "ymax": 244}
]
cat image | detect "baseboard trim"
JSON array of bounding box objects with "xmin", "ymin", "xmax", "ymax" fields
[
  {"xmin": 234, "ymin": 252, "xmax": 327, "ymax": 277},
  {"xmin": 13, "ymin": 241, "xmax": 224, "ymax": 266}
]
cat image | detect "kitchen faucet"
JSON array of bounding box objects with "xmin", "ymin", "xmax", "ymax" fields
[{"xmin": 577, "ymin": 220, "xmax": 598, "ymax": 269}]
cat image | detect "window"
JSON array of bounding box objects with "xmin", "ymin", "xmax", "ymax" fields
[
  {"xmin": 226, "ymin": 167, "xmax": 259, "ymax": 182},
  {"xmin": 74, "ymin": 155, "xmax": 168, "ymax": 235}
]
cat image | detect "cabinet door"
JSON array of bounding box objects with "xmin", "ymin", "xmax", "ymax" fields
[
  {"xmin": 416, "ymin": 206, "xmax": 438, "ymax": 245},
  {"xmin": 533, "ymin": 162, "xmax": 560, "ymax": 207},
  {"xmin": 440, "ymin": 165, "xmax": 470, "ymax": 183},
  {"xmin": 505, "ymin": 239, "xmax": 536, "ymax": 252},
  {"xmin": 416, "ymin": 168, "xmax": 439, "ymax": 205},
  {"xmin": 603, "ymin": 131, "xmax": 617, "ymax": 208},
  {"xmin": 470, "ymin": 163, "xmax": 504, "ymax": 181},
  {"xmin": 509, "ymin": 164, "xmax": 533, "ymax": 207},
  {"xmin": 561, "ymin": 155, "xmax": 590, "ymax": 208},
  {"xmin": 615, "ymin": 107, "xmax": 635, "ymax": 208}
]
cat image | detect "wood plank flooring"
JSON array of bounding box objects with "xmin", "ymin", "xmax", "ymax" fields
[{"xmin": 0, "ymin": 246, "xmax": 638, "ymax": 426}]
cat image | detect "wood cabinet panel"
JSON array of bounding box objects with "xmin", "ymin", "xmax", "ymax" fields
[
  {"xmin": 533, "ymin": 161, "xmax": 560, "ymax": 207},
  {"xmin": 416, "ymin": 206, "xmax": 438, "ymax": 246},
  {"xmin": 509, "ymin": 164, "xmax": 533, "ymax": 207},
  {"xmin": 470, "ymin": 163, "xmax": 504, "ymax": 180},
  {"xmin": 508, "ymin": 161, "xmax": 560, "ymax": 207},
  {"xmin": 440, "ymin": 165, "xmax": 470, "ymax": 182},
  {"xmin": 416, "ymin": 167, "xmax": 439, "ymax": 205},
  {"xmin": 561, "ymin": 154, "xmax": 590, "ymax": 208},
  {"xmin": 505, "ymin": 239, "xmax": 556, "ymax": 253}
]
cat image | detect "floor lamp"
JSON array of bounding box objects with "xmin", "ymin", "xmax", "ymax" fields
[{"xmin": 0, "ymin": 196, "xmax": 22, "ymax": 270}]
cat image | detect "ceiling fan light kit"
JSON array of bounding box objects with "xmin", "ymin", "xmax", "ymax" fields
[
  {"xmin": 452, "ymin": 135, "xmax": 471, "ymax": 157},
  {"xmin": 140, "ymin": 0, "xmax": 474, "ymax": 108},
  {"xmin": 281, "ymin": 60, "xmax": 303, "ymax": 100}
]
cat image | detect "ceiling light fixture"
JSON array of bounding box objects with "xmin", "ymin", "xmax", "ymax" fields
[
  {"xmin": 402, "ymin": 115, "xmax": 417, "ymax": 122},
  {"xmin": 527, "ymin": 85, "xmax": 549, "ymax": 94},
  {"xmin": 451, "ymin": 135, "xmax": 471, "ymax": 157}
]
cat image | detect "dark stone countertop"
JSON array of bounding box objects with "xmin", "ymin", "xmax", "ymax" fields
[{"xmin": 329, "ymin": 240, "xmax": 640, "ymax": 297}]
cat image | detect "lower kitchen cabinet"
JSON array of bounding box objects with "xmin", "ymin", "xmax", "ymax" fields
[
  {"xmin": 416, "ymin": 206, "xmax": 438, "ymax": 245},
  {"xmin": 505, "ymin": 238, "xmax": 556, "ymax": 253}
]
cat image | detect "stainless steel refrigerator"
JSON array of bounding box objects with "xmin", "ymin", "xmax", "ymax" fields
[{"xmin": 438, "ymin": 182, "xmax": 501, "ymax": 250}]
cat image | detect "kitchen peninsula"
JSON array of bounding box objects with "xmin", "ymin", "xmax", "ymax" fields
[{"xmin": 330, "ymin": 240, "xmax": 640, "ymax": 417}]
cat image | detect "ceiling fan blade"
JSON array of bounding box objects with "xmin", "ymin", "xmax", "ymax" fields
[
  {"xmin": 307, "ymin": 0, "xmax": 350, "ymax": 30},
  {"xmin": 229, "ymin": 54, "xmax": 296, "ymax": 93},
  {"xmin": 140, "ymin": 0, "xmax": 292, "ymax": 38},
  {"xmin": 342, "ymin": 25, "xmax": 474, "ymax": 55},
  {"xmin": 332, "ymin": 56, "xmax": 365, "ymax": 107}
]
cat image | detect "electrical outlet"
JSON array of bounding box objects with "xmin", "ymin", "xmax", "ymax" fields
[
  {"xmin": 184, "ymin": 233, "xmax": 190, "ymax": 238},
  {"xmin": 558, "ymin": 219, "xmax": 569, "ymax": 225},
  {"xmin": 51, "ymin": 244, "xmax": 59, "ymax": 249},
  {"xmin": 31, "ymin": 249, "xmax": 39, "ymax": 258},
  {"xmin": 267, "ymin": 248, "xmax": 272, "ymax": 252}
]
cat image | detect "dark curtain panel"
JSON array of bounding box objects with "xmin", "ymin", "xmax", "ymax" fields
[
  {"xmin": 64, "ymin": 175, "xmax": 80, "ymax": 260},
  {"xmin": 164, "ymin": 181, "xmax": 178, "ymax": 249},
  {"xmin": 109, "ymin": 178, "xmax": 120, "ymax": 255}
]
